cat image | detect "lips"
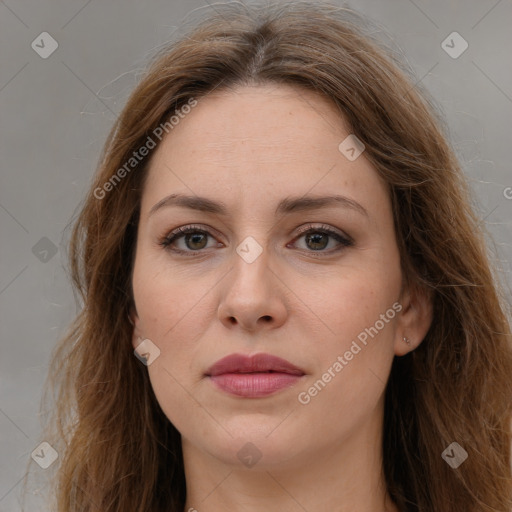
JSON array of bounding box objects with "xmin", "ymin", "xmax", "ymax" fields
[
  {"xmin": 206, "ymin": 353, "xmax": 305, "ymax": 377},
  {"xmin": 205, "ymin": 353, "xmax": 305, "ymax": 398}
]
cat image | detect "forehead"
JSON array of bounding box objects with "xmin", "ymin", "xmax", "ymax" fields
[
  {"xmin": 164, "ymin": 83, "xmax": 347, "ymax": 152},
  {"xmin": 140, "ymin": 83, "xmax": 388, "ymax": 218}
]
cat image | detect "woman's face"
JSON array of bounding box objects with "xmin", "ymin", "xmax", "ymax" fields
[{"xmin": 131, "ymin": 83, "xmax": 430, "ymax": 470}]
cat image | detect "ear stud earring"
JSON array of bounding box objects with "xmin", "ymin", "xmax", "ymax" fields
[{"xmin": 403, "ymin": 336, "xmax": 411, "ymax": 345}]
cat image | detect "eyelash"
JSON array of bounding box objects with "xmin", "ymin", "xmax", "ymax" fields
[{"xmin": 158, "ymin": 223, "xmax": 353, "ymax": 257}]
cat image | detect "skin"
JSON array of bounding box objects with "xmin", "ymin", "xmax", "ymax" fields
[{"xmin": 130, "ymin": 83, "xmax": 432, "ymax": 512}]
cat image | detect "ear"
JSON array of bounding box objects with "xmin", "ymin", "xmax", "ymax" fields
[
  {"xmin": 394, "ymin": 282, "xmax": 433, "ymax": 356},
  {"xmin": 128, "ymin": 304, "xmax": 144, "ymax": 350}
]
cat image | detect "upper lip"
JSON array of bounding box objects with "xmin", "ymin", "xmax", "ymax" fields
[{"xmin": 205, "ymin": 353, "xmax": 305, "ymax": 377}]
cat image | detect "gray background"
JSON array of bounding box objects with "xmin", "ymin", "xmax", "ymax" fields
[{"xmin": 1, "ymin": 0, "xmax": 511, "ymax": 510}]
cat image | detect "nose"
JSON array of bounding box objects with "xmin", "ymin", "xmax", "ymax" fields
[{"xmin": 217, "ymin": 245, "xmax": 288, "ymax": 333}]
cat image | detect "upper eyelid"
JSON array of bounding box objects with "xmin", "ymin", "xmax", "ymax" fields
[
  {"xmin": 166, "ymin": 223, "xmax": 222, "ymax": 240},
  {"xmin": 294, "ymin": 223, "xmax": 349, "ymax": 237},
  {"xmin": 167, "ymin": 222, "xmax": 345, "ymax": 236}
]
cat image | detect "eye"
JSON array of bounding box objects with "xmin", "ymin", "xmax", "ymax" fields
[
  {"xmin": 158, "ymin": 224, "xmax": 221, "ymax": 254},
  {"xmin": 158, "ymin": 223, "xmax": 353, "ymax": 256},
  {"xmin": 289, "ymin": 223, "xmax": 353, "ymax": 254}
]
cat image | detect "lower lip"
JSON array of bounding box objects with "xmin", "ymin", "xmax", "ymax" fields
[{"xmin": 208, "ymin": 372, "xmax": 303, "ymax": 397}]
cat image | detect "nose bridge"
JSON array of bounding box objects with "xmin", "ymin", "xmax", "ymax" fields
[
  {"xmin": 217, "ymin": 234, "xmax": 287, "ymax": 331},
  {"xmin": 230, "ymin": 234, "xmax": 272, "ymax": 299}
]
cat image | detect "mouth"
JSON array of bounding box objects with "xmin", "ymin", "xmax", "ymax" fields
[{"xmin": 205, "ymin": 353, "xmax": 305, "ymax": 398}]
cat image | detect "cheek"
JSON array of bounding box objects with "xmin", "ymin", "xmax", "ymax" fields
[
  {"xmin": 297, "ymin": 264, "xmax": 400, "ymax": 407},
  {"xmin": 304, "ymin": 261, "xmax": 401, "ymax": 346},
  {"xmin": 293, "ymin": 280, "xmax": 399, "ymax": 445},
  {"xmin": 137, "ymin": 289, "xmax": 209, "ymax": 434},
  {"xmin": 147, "ymin": 360, "xmax": 211, "ymax": 440},
  {"xmin": 131, "ymin": 259, "xmax": 215, "ymax": 426},
  {"xmin": 132, "ymin": 254, "xmax": 212, "ymax": 342}
]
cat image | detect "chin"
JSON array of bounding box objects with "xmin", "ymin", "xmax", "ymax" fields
[{"xmin": 203, "ymin": 420, "xmax": 309, "ymax": 469}]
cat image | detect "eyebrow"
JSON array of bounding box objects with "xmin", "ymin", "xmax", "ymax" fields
[{"xmin": 149, "ymin": 192, "xmax": 368, "ymax": 218}]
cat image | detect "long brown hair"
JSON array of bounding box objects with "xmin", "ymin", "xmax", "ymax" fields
[{"xmin": 27, "ymin": 1, "xmax": 512, "ymax": 510}]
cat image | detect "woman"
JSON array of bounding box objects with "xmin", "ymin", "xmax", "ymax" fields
[{"xmin": 34, "ymin": 1, "xmax": 512, "ymax": 511}]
